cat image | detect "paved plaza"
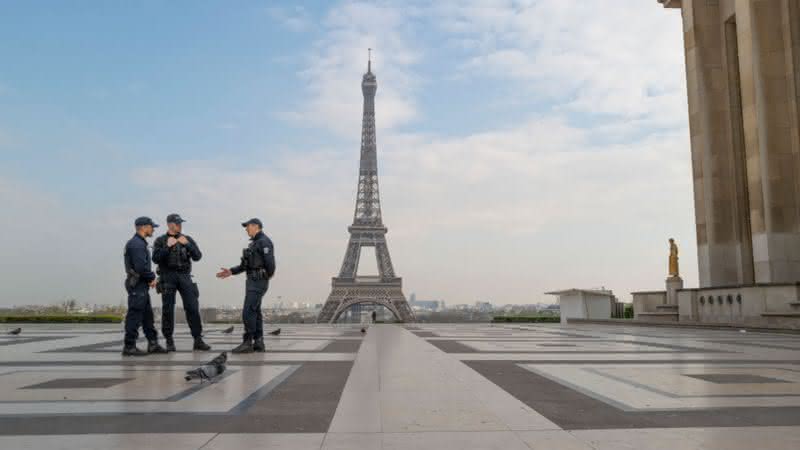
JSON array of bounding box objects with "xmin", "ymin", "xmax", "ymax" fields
[{"xmin": 1, "ymin": 323, "xmax": 799, "ymax": 449}]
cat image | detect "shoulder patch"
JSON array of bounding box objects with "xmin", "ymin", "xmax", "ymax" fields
[{"xmin": 263, "ymin": 247, "xmax": 270, "ymax": 255}]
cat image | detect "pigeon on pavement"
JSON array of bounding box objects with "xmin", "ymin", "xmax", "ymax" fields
[{"xmin": 185, "ymin": 352, "xmax": 227, "ymax": 382}]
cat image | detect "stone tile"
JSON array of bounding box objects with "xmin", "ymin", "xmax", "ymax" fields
[
  {"xmin": 571, "ymin": 428, "xmax": 704, "ymax": 450},
  {"xmin": 683, "ymin": 426, "xmax": 800, "ymax": 450},
  {"xmin": 203, "ymin": 433, "xmax": 325, "ymax": 450},
  {"xmin": 381, "ymin": 431, "xmax": 531, "ymax": 450},
  {"xmin": 0, "ymin": 433, "xmax": 216, "ymax": 450},
  {"xmin": 516, "ymin": 430, "xmax": 595, "ymax": 450},
  {"xmin": 380, "ymin": 389, "xmax": 507, "ymax": 432},
  {"xmin": 322, "ymin": 432, "xmax": 382, "ymax": 450}
]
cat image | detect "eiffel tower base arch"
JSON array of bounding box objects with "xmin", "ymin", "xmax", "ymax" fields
[{"xmin": 318, "ymin": 280, "xmax": 415, "ymax": 323}]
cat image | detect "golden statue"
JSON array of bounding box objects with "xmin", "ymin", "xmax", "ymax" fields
[{"xmin": 668, "ymin": 238, "xmax": 679, "ymax": 277}]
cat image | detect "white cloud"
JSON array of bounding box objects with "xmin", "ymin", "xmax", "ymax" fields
[
  {"xmin": 267, "ymin": 6, "xmax": 312, "ymax": 32},
  {"xmin": 435, "ymin": 0, "xmax": 687, "ymax": 126},
  {"xmin": 283, "ymin": 1, "xmax": 422, "ymax": 137}
]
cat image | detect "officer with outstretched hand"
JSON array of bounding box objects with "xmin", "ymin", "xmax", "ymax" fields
[
  {"xmin": 123, "ymin": 217, "xmax": 168, "ymax": 356},
  {"xmin": 152, "ymin": 214, "xmax": 210, "ymax": 352},
  {"xmin": 217, "ymin": 218, "xmax": 276, "ymax": 354}
]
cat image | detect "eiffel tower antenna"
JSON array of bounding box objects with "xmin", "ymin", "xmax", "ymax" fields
[{"xmin": 317, "ymin": 52, "xmax": 415, "ymax": 324}]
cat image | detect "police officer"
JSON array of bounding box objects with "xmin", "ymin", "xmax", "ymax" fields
[
  {"xmin": 123, "ymin": 217, "xmax": 168, "ymax": 356},
  {"xmin": 152, "ymin": 214, "xmax": 211, "ymax": 352},
  {"xmin": 216, "ymin": 218, "xmax": 276, "ymax": 353}
]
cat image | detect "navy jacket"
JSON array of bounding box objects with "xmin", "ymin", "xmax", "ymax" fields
[
  {"xmin": 230, "ymin": 231, "xmax": 276, "ymax": 277},
  {"xmin": 124, "ymin": 234, "xmax": 156, "ymax": 284}
]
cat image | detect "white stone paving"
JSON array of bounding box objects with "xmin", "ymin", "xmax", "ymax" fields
[{"xmin": 2, "ymin": 323, "xmax": 800, "ymax": 449}]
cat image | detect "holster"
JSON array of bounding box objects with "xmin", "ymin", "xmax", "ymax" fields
[{"xmin": 126, "ymin": 269, "xmax": 140, "ymax": 290}]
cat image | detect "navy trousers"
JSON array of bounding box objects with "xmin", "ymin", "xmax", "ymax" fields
[
  {"xmin": 160, "ymin": 272, "xmax": 203, "ymax": 339},
  {"xmin": 242, "ymin": 278, "xmax": 268, "ymax": 340},
  {"xmin": 124, "ymin": 283, "xmax": 157, "ymax": 346}
]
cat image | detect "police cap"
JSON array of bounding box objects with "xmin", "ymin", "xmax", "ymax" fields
[
  {"xmin": 166, "ymin": 213, "xmax": 186, "ymax": 224},
  {"xmin": 241, "ymin": 218, "xmax": 263, "ymax": 228},
  {"xmin": 134, "ymin": 217, "xmax": 159, "ymax": 228}
]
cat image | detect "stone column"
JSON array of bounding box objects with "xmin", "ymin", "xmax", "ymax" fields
[
  {"xmin": 681, "ymin": 0, "xmax": 748, "ymax": 287},
  {"xmin": 738, "ymin": 0, "xmax": 800, "ymax": 283}
]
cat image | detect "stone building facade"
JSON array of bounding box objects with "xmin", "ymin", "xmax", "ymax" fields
[{"xmin": 634, "ymin": 1, "xmax": 800, "ymax": 328}]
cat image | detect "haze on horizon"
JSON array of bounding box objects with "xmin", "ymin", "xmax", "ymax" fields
[{"xmin": 0, "ymin": 1, "xmax": 694, "ymax": 308}]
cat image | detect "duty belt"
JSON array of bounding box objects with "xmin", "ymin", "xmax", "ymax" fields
[
  {"xmin": 246, "ymin": 269, "xmax": 268, "ymax": 281},
  {"xmin": 162, "ymin": 268, "xmax": 191, "ymax": 275}
]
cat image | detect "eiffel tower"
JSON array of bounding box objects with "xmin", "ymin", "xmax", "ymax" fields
[{"xmin": 317, "ymin": 53, "xmax": 415, "ymax": 323}]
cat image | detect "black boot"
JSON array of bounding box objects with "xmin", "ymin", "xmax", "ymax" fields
[
  {"xmin": 122, "ymin": 345, "xmax": 147, "ymax": 357},
  {"xmin": 231, "ymin": 338, "xmax": 254, "ymax": 354},
  {"xmin": 165, "ymin": 337, "xmax": 176, "ymax": 353},
  {"xmin": 147, "ymin": 340, "xmax": 168, "ymax": 354},
  {"xmin": 193, "ymin": 337, "xmax": 211, "ymax": 351},
  {"xmin": 253, "ymin": 338, "xmax": 265, "ymax": 353}
]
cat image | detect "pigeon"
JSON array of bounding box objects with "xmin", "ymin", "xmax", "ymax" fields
[
  {"xmin": 360, "ymin": 328, "xmax": 366, "ymax": 334},
  {"xmin": 221, "ymin": 326, "xmax": 234, "ymax": 334},
  {"xmin": 268, "ymin": 328, "xmax": 281, "ymax": 336},
  {"xmin": 8, "ymin": 328, "xmax": 21, "ymax": 335},
  {"xmin": 185, "ymin": 352, "xmax": 227, "ymax": 382}
]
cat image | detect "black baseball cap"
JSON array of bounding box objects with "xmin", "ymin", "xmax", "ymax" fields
[
  {"xmin": 166, "ymin": 213, "xmax": 186, "ymax": 224},
  {"xmin": 241, "ymin": 218, "xmax": 263, "ymax": 228},
  {"xmin": 134, "ymin": 217, "xmax": 159, "ymax": 228}
]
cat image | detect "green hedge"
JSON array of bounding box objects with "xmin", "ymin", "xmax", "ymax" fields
[
  {"xmin": 491, "ymin": 316, "xmax": 561, "ymax": 323},
  {"xmin": 0, "ymin": 315, "xmax": 122, "ymax": 323},
  {"xmin": 623, "ymin": 304, "xmax": 634, "ymax": 319}
]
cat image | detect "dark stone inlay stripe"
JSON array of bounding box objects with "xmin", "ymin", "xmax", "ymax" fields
[
  {"xmin": 427, "ymin": 340, "xmax": 477, "ymax": 353},
  {"xmin": 427, "ymin": 339, "xmax": 725, "ymax": 354},
  {"xmin": 410, "ymin": 331, "xmax": 438, "ymax": 338},
  {"xmin": 0, "ymin": 361, "xmax": 353, "ymax": 434},
  {"xmin": 21, "ymin": 378, "xmax": 133, "ymax": 389},
  {"xmin": 684, "ymin": 373, "xmax": 791, "ymax": 384},
  {"xmin": 320, "ymin": 339, "xmax": 363, "ymax": 353},
  {"xmin": 465, "ymin": 360, "xmax": 800, "ymax": 429},
  {"xmin": 702, "ymin": 340, "xmax": 800, "ymax": 350}
]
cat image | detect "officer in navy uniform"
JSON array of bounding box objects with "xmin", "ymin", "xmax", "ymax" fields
[
  {"xmin": 123, "ymin": 217, "xmax": 168, "ymax": 356},
  {"xmin": 216, "ymin": 218, "xmax": 276, "ymax": 353},
  {"xmin": 152, "ymin": 214, "xmax": 211, "ymax": 352}
]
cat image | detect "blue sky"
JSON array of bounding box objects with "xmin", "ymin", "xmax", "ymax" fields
[{"xmin": 0, "ymin": 1, "xmax": 694, "ymax": 307}]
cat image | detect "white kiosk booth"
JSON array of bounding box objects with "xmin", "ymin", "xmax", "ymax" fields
[{"xmin": 546, "ymin": 288, "xmax": 616, "ymax": 324}]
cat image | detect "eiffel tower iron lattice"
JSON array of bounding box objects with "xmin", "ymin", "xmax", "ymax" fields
[{"xmin": 317, "ymin": 54, "xmax": 415, "ymax": 324}]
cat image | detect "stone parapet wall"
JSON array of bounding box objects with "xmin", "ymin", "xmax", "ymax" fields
[
  {"xmin": 676, "ymin": 283, "xmax": 800, "ymax": 328},
  {"xmin": 631, "ymin": 291, "xmax": 667, "ymax": 318}
]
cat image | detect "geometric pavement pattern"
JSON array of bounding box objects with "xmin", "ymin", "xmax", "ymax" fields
[{"xmin": 1, "ymin": 322, "xmax": 799, "ymax": 449}]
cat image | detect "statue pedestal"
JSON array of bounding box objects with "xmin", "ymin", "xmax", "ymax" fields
[{"xmin": 665, "ymin": 276, "xmax": 683, "ymax": 306}]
